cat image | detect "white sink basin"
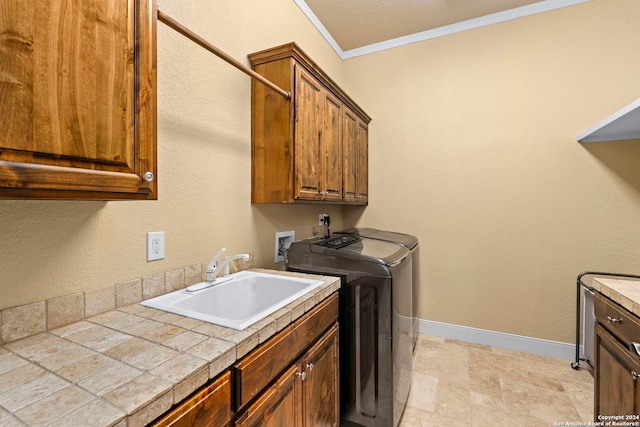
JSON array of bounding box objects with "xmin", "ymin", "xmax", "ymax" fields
[{"xmin": 140, "ymin": 271, "xmax": 324, "ymax": 330}]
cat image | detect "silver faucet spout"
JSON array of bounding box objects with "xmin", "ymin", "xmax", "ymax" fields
[
  {"xmin": 206, "ymin": 248, "xmax": 226, "ymax": 282},
  {"xmin": 218, "ymin": 253, "xmax": 251, "ymax": 277}
]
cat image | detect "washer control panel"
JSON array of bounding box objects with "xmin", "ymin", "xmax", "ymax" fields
[{"xmin": 316, "ymin": 235, "xmax": 360, "ymax": 249}]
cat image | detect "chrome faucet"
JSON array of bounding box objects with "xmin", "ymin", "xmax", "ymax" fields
[
  {"xmin": 217, "ymin": 253, "xmax": 251, "ymax": 277},
  {"xmin": 205, "ymin": 248, "xmax": 226, "ymax": 282},
  {"xmin": 187, "ymin": 250, "xmax": 251, "ymax": 293},
  {"xmin": 205, "ymin": 249, "xmax": 251, "ymax": 282}
]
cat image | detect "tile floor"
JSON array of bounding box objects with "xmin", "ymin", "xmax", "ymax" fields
[{"xmin": 399, "ymin": 334, "xmax": 594, "ymax": 427}]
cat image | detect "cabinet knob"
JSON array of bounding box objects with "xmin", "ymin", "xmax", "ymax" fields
[
  {"xmin": 143, "ymin": 172, "xmax": 155, "ymax": 183},
  {"xmin": 631, "ymin": 342, "xmax": 640, "ymax": 358},
  {"xmin": 297, "ymin": 371, "xmax": 306, "ymax": 381},
  {"xmin": 606, "ymin": 315, "xmax": 622, "ymax": 324},
  {"xmin": 632, "ymin": 371, "xmax": 638, "ymax": 381},
  {"xmin": 306, "ymin": 363, "xmax": 314, "ymax": 372}
]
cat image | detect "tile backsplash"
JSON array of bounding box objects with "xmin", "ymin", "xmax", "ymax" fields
[{"xmin": 1, "ymin": 264, "xmax": 203, "ymax": 344}]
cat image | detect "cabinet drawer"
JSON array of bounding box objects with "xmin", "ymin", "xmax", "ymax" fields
[
  {"xmin": 234, "ymin": 293, "xmax": 338, "ymax": 409},
  {"xmin": 151, "ymin": 370, "xmax": 233, "ymax": 427},
  {"xmin": 235, "ymin": 364, "xmax": 303, "ymax": 427},
  {"xmin": 595, "ymin": 293, "xmax": 640, "ymax": 347},
  {"xmin": 594, "ymin": 323, "xmax": 640, "ymax": 417}
]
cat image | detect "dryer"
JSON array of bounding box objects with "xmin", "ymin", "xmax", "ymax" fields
[
  {"xmin": 287, "ymin": 234, "xmax": 412, "ymax": 427},
  {"xmin": 336, "ymin": 228, "xmax": 420, "ymax": 353}
]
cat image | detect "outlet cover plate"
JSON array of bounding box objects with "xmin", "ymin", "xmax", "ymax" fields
[{"xmin": 147, "ymin": 231, "xmax": 165, "ymax": 261}]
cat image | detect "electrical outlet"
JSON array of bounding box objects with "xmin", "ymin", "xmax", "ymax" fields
[
  {"xmin": 147, "ymin": 231, "xmax": 165, "ymax": 261},
  {"xmin": 319, "ymin": 213, "xmax": 329, "ymax": 226},
  {"xmin": 275, "ymin": 230, "xmax": 295, "ymax": 263}
]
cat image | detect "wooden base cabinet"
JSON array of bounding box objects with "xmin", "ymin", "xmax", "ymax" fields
[
  {"xmin": 249, "ymin": 43, "xmax": 370, "ymax": 205},
  {"xmin": 151, "ymin": 293, "xmax": 339, "ymax": 427},
  {"xmin": 301, "ymin": 323, "xmax": 340, "ymax": 427},
  {"xmin": 594, "ymin": 293, "xmax": 640, "ymax": 419},
  {"xmin": 234, "ymin": 294, "xmax": 340, "ymax": 427},
  {"xmin": 236, "ymin": 324, "xmax": 339, "ymax": 427},
  {"xmin": 235, "ymin": 324, "xmax": 340, "ymax": 427},
  {"xmin": 151, "ymin": 371, "xmax": 233, "ymax": 427},
  {"xmin": 235, "ymin": 364, "xmax": 303, "ymax": 427}
]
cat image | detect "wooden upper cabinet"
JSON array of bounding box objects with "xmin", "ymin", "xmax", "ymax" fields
[
  {"xmin": 294, "ymin": 67, "xmax": 323, "ymax": 201},
  {"xmin": 343, "ymin": 109, "xmax": 368, "ymax": 204},
  {"xmin": 322, "ymin": 91, "xmax": 343, "ymax": 202},
  {"xmin": 356, "ymin": 119, "xmax": 369, "ymax": 203},
  {"xmin": 343, "ymin": 109, "xmax": 357, "ymax": 202},
  {"xmin": 0, "ymin": 0, "xmax": 157, "ymax": 200},
  {"xmin": 249, "ymin": 42, "xmax": 369, "ymax": 205},
  {"xmin": 292, "ymin": 67, "xmax": 344, "ymax": 202}
]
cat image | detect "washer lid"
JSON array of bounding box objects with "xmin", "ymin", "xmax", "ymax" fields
[
  {"xmin": 337, "ymin": 227, "xmax": 418, "ymax": 250},
  {"xmin": 313, "ymin": 234, "xmax": 410, "ymax": 266}
]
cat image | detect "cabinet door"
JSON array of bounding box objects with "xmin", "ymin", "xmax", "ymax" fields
[
  {"xmin": 0, "ymin": 0, "xmax": 156, "ymax": 200},
  {"xmin": 233, "ymin": 293, "xmax": 339, "ymax": 410},
  {"xmin": 343, "ymin": 109, "xmax": 368, "ymax": 205},
  {"xmin": 235, "ymin": 364, "xmax": 303, "ymax": 427},
  {"xmin": 151, "ymin": 371, "xmax": 233, "ymax": 427},
  {"xmin": 356, "ymin": 120, "xmax": 369, "ymax": 204},
  {"xmin": 303, "ymin": 323, "xmax": 340, "ymax": 427},
  {"xmin": 322, "ymin": 92, "xmax": 343, "ymax": 201},
  {"xmin": 594, "ymin": 323, "xmax": 640, "ymax": 418},
  {"xmin": 294, "ymin": 66, "xmax": 323, "ymax": 201},
  {"xmin": 342, "ymin": 109, "xmax": 358, "ymax": 203}
]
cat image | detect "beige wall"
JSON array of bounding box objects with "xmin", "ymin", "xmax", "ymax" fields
[
  {"xmin": 0, "ymin": 0, "xmax": 346, "ymax": 310},
  {"xmin": 343, "ymin": 0, "xmax": 640, "ymax": 343},
  {"xmin": 1, "ymin": 0, "xmax": 639, "ymax": 346}
]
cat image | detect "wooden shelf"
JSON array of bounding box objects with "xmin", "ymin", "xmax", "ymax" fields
[{"xmin": 578, "ymin": 98, "xmax": 640, "ymax": 142}]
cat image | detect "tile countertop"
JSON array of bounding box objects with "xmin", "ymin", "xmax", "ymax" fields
[
  {"xmin": 0, "ymin": 269, "xmax": 340, "ymax": 427},
  {"xmin": 592, "ymin": 277, "xmax": 640, "ymax": 317}
]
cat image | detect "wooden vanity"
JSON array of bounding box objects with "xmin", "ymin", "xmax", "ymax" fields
[
  {"xmin": 592, "ymin": 278, "xmax": 640, "ymax": 420},
  {"xmin": 150, "ymin": 293, "xmax": 339, "ymax": 427}
]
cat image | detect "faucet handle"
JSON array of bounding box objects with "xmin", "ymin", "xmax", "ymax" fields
[
  {"xmin": 211, "ymin": 248, "xmax": 226, "ymax": 262},
  {"xmin": 222, "ymin": 253, "xmax": 252, "ymax": 277},
  {"xmin": 206, "ymin": 248, "xmax": 226, "ymax": 281}
]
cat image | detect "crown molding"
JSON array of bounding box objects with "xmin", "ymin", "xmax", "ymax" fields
[{"xmin": 294, "ymin": 0, "xmax": 591, "ymax": 59}]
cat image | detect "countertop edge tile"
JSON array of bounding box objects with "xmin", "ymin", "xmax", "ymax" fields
[
  {"xmin": 0, "ymin": 269, "xmax": 339, "ymax": 426},
  {"xmin": 593, "ymin": 277, "xmax": 640, "ymax": 317}
]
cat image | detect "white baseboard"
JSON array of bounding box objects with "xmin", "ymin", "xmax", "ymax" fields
[{"xmin": 419, "ymin": 319, "xmax": 579, "ymax": 360}]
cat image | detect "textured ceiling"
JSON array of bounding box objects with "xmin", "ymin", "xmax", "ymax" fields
[{"xmin": 301, "ymin": 0, "xmax": 549, "ymax": 51}]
